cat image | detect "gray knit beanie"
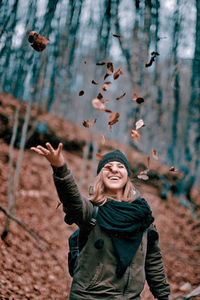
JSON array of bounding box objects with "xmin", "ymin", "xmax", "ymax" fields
[{"xmin": 97, "ymin": 149, "xmax": 131, "ymax": 176}]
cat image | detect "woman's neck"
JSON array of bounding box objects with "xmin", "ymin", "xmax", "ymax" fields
[{"xmin": 105, "ymin": 190, "xmax": 123, "ymax": 202}]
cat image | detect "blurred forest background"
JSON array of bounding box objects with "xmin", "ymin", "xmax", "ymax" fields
[{"xmin": 0, "ymin": 0, "xmax": 199, "ymax": 187}]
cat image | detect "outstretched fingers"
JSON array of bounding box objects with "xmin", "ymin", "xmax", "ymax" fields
[
  {"xmin": 57, "ymin": 143, "xmax": 63, "ymax": 155},
  {"xmin": 30, "ymin": 147, "xmax": 46, "ymax": 156},
  {"xmin": 46, "ymin": 142, "xmax": 55, "ymax": 154}
]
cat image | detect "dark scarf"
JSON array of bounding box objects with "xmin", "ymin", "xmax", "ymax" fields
[{"xmin": 97, "ymin": 197, "xmax": 154, "ymax": 278}]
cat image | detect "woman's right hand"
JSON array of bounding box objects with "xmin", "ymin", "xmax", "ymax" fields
[{"xmin": 30, "ymin": 142, "xmax": 65, "ymax": 167}]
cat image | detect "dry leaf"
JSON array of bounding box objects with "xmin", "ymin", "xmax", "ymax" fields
[
  {"xmin": 108, "ymin": 112, "xmax": 120, "ymax": 125},
  {"xmin": 132, "ymin": 93, "xmax": 144, "ymax": 104},
  {"xmin": 151, "ymin": 149, "xmax": 159, "ymax": 160},
  {"xmin": 92, "ymin": 80, "xmax": 99, "ymax": 85},
  {"xmin": 104, "ymin": 81, "xmax": 112, "ymax": 90},
  {"xmin": 91, "ymin": 118, "xmax": 97, "ymax": 126},
  {"xmin": 131, "ymin": 129, "xmax": 140, "ymax": 142},
  {"xmin": 104, "ymin": 108, "xmax": 112, "ymax": 113},
  {"xmin": 112, "ymin": 34, "xmax": 121, "ymax": 38},
  {"xmin": 79, "ymin": 90, "xmax": 84, "ymax": 96},
  {"xmin": 82, "ymin": 120, "xmax": 90, "ymax": 128},
  {"xmin": 145, "ymin": 51, "xmax": 160, "ymax": 67},
  {"xmin": 113, "ymin": 68, "xmax": 123, "ymax": 80},
  {"xmin": 28, "ymin": 31, "xmax": 50, "ymax": 52},
  {"xmin": 96, "ymin": 61, "xmax": 105, "ymax": 65},
  {"xmin": 104, "ymin": 71, "xmax": 111, "ymax": 80},
  {"xmin": 136, "ymin": 119, "xmax": 145, "ymax": 130},
  {"xmin": 96, "ymin": 153, "xmax": 103, "ymax": 160},
  {"xmin": 116, "ymin": 92, "xmax": 126, "ymax": 101},
  {"xmin": 92, "ymin": 98, "xmax": 106, "ymax": 111},
  {"xmin": 99, "ymin": 86, "xmax": 107, "ymax": 92},
  {"xmin": 107, "ymin": 62, "xmax": 114, "ymax": 73},
  {"xmin": 109, "ymin": 125, "xmax": 112, "ymax": 131},
  {"xmin": 97, "ymin": 92, "xmax": 103, "ymax": 100}
]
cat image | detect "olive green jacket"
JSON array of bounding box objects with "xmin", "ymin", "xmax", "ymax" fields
[{"xmin": 52, "ymin": 164, "xmax": 170, "ymax": 300}]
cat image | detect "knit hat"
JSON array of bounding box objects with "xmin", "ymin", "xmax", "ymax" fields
[{"xmin": 97, "ymin": 149, "xmax": 131, "ymax": 176}]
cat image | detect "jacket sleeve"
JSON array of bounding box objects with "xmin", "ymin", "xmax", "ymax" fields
[
  {"xmin": 145, "ymin": 224, "xmax": 170, "ymax": 300},
  {"xmin": 52, "ymin": 163, "xmax": 93, "ymax": 228}
]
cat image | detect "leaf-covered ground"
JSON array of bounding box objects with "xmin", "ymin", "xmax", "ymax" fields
[{"xmin": 0, "ymin": 93, "xmax": 200, "ymax": 299}]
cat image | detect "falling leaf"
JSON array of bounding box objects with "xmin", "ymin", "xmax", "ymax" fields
[
  {"xmin": 169, "ymin": 166, "xmax": 178, "ymax": 172},
  {"xmin": 96, "ymin": 61, "xmax": 106, "ymax": 65},
  {"xmin": 135, "ymin": 119, "xmax": 145, "ymax": 130},
  {"xmin": 97, "ymin": 92, "xmax": 103, "ymax": 100},
  {"xmin": 116, "ymin": 92, "xmax": 126, "ymax": 101},
  {"xmin": 151, "ymin": 149, "xmax": 159, "ymax": 160},
  {"xmin": 112, "ymin": 34, "xmax": 121, "ymax": 38},
  {"xmin": 131, "ymin": 129, "xmax": 140, "ymax": 142},
  {"xmin": 82, "ymin": 120, "xmax": 90, "ymax": 128},
  {"xmin": 28, "ymin": 31, "xmax": 50, "ymax": 52},
  {"xmin": 107, "ymin": 62, "xmax": 114, "ymax": 73},
  {"xmin": 108, "ymin": 112, "xmax": 120, "ymax": 126},
  {"xmin": 104, "ymin": 71, "xmax": 111, "ymax": 80},
  {"xmin": 96, "ymin": 153, "xmax": 103, "ymax": 160},
  {"xmin": 56, "ymin": 201, "xmax": 62, "ymax": 209},
  {"xmin": 104, "ymin": 108, "xmax": 112, "ymax": 113},
  {"xmin": 84, "ymin": 61, "xmax": 87, "ymax": 64},
  {"xmin": 91, "ymin": 118, "xmax": 97, "ymax": 126},
  {"xmin": 109, "ymin": 125, "xmax": 113, "ymax": 131},
  {"xmin": 79, "ymin": 90, "xmax": 84, "ymax": 96},
  {"xmin": 104, "ymin": 81, "xmax": 112, "ymax": 90},
  {"xmin": 113, "ymin": 68, "xmax": 123, "ymax": 80},
  {"xmin": 92, "ymin": 80, "xmax": 99, "ymax": 85},
  {"xmin": 99, "ymin": 86, "xmax": 107, "ymax": 92},
  {"xmin": 132, "ymin": 93, "xmax": 144, "ymax": 104},
  {"xmin": 145, "ymin": 51, "xmax": 160, "ymax": 67},
  {"xmin": 92, "ymin": 98, "xmax": 106, "ymax": 111}
]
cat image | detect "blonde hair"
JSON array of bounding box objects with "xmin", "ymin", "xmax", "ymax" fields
[{"xmin": 89, "ymin": 170, "xmax": 136, "ymax": 205}]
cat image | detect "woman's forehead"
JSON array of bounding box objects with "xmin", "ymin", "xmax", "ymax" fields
[{"xmin": 104, "ymin": 161, "xmax": 124, "ymax": 166}]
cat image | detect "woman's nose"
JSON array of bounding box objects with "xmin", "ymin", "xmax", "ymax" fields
[{"xmin": 110, "ymin": 166, "xmax": 118, "ymax": 173}]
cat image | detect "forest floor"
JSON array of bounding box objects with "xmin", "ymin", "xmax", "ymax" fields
[{"xmin": 0, "ymin": 93, "xmax": 200, "ymax": 300}]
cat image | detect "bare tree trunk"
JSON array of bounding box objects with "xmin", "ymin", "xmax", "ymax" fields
[{"xmin": 167, "ymin": 0, "xmax": 181, "ymax": 166}]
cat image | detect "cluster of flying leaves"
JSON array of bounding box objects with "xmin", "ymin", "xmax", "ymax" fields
[{"xmin": 27, "ymin": 31, "xmax": 177, "ymax": 176}]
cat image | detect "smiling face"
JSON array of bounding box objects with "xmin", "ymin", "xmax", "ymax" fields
[{"xmin": 101, "ymin": 161, "xmax": 128, "ymax": 197}]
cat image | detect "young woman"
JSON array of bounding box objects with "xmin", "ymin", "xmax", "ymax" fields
[{"xmin": 31, "ymin": 142, "xmax": 170, "ymax": 300}]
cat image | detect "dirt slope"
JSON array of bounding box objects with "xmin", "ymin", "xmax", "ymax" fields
[{"xmin": 0, "ymin": 94, "xmax": 200, "ymax": 300}]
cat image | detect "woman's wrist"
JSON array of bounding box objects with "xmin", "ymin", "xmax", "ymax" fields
[{"xmin": 52, "ymin": 163, "xmax": 68, "ymax": 177}]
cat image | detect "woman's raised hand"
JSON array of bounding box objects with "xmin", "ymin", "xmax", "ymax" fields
[{"xmin": 30, "ymin": 142, "xmax": 65, "ymax": 167}]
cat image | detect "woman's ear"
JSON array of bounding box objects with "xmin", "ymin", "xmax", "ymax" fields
[{"xmin": 88, "ymin": 185, "xmax": 94, "ymax": 196}]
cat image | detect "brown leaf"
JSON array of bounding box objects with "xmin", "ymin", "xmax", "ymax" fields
[
  {"xmin": 116, "ymin": 92, "xmax": 126, "ymax": 101},
  {"xmin": 112, "ymin": 34, "xmax": 121, "ymax": 38},
  {"xmin": 113, "ymin": 68, "xmax": 123, "ymax": 80},
  {"xmin": 108, "ymin": 112, "xmax": 120, "ymax": 125},
  {"xmin": 92, "ymin": 98, "xmax": 106, "ymax": 111},
  {"xmin": 28, "ymin": 31, "xmax": 50, "ymax": 52},
  {"xmin": 131, "ymin": 129, "xmax": 140, "ymax": 142},
  {"xmin": 135, "ymin": 119, "xmax": 145, "ymax": 130},
  {"xmin": 145, "ymin": 51, "xmax": 159, "ymax": 67},
  {"xmin": 82, "ymin": 120, "xmax": 90, "ymax": 128},
  {"xmin": 96, "ymin": 61, "xmax": 106, "ymax": 65},
  {"xmin": 91, "ymin": 118, "xmax": 97, "ymax": 126},
  {"xmin": 104, "ymin": 81, "xmax": 112, "ymax": 90},
  {"xmin": 132, "ymin": 93, "xmax": 144, "ymax": 104},
  {"xmin": 107, "ymin": 62, "xmax": 114, "ymax": 73},
  {"xmin": 97, "ymin": 92, "xmax": 103, "ymax": 100},
  {"xmin": 79, "ymin": 90, "xmax": 84, "ymax": 96},
  {"xmin": 109, "ymin": 125, "xmax": 112, "ymax": 131},
  {"xmin": 92, "ymin": 80, "xmax": 99, "ymax": 85},
  {"xmin": 99, "ymin": 86, "xmax": 107, "ymax": 92},
  {"xmin": 104, "ymin": 71, "xmax": 111, "ymax": 80},
  {"xmin": 151, "ymin": 149, "xmax": 159, "ymax": 160},
  {"xmin": 104, "ymin": 108, "xmax": 112, "ymax": 113},
  {"xmin": 96, "ymin": 153, "xmax": 103, "ymax": 160}
]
